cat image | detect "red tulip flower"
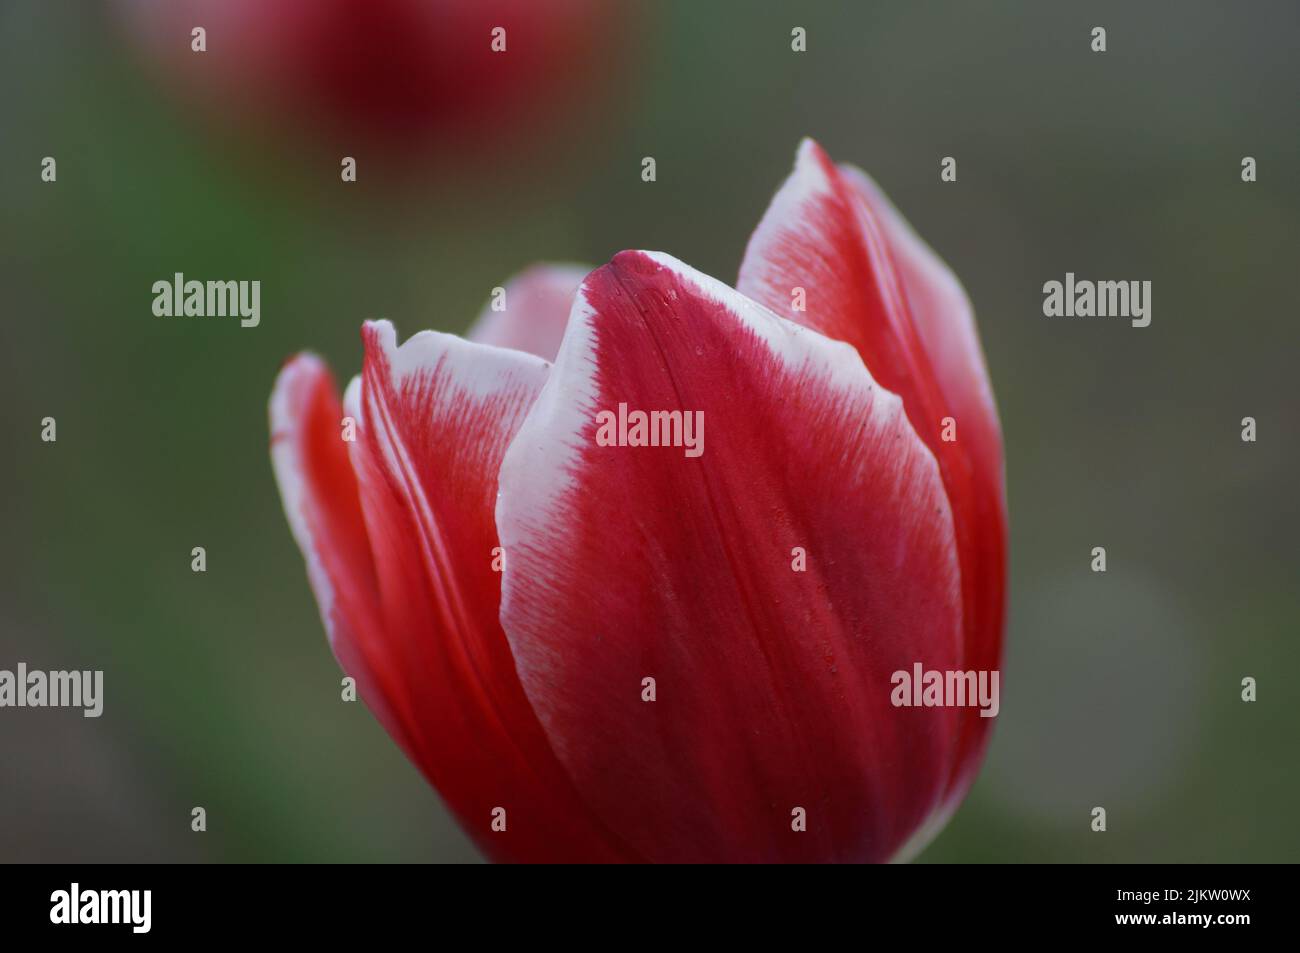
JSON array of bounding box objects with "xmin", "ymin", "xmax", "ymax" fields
[
  {"xmin": 270, "ymin": 140, "xmax": 1007, "ymax": 862},
  {"xmin": 116, "ymin": 0, "xmax": 626, "ymax": 155}
]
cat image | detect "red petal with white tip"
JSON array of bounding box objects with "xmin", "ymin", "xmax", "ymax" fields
[
  {"xmin": 270, "ymin": 355, "xmax": 413, "ymax": 755},
  {"xmin": 272, "ymin": 327, "xmax": 630, "ymax": 862},
  {"xmin": 738, "ymin": 140, "xmax": 1007, "ymax": 810},
  {"xmin": 496, "ymin": 251, "xmax": 964, "ymax": 862}
]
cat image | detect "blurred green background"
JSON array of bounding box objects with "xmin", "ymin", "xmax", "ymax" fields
[{"xmin": 2, "ymin": 0, "xmax": 1297, "ymax": 862}]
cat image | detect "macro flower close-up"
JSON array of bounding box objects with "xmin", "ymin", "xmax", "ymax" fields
[
  {"xmin": 269, "ymin": 139, "xmax": 1007, "ymax": 863},
  {"xmin": 6, "ymin": 0, "xmax": 1294, "ymax": 921}
]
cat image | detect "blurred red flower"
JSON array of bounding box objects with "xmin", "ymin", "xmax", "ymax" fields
[{"xmin": 117, "ymin": 0, "xmax": 630, "ymax": 158}]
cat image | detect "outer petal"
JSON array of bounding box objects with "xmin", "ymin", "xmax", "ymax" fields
[
  {"xmin": 496, "ymin": 251, "xmax": 964, "ymax": 863},
  {"xmin": 270, "ymin": 355, "xmax": 411, "ymax": 756},
  {"xmin": 466, "ymin": 263, "xmax": 590, "ymax": 362},
  {"xmin": 271, "ymin": 325, "xmax": 630, "ymax": 862},
  {"xmin": 737, "ymin": 140, "xmax": 1007, "ymax": 813}
]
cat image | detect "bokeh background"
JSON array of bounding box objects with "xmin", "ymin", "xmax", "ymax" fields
[{"xmin": 2, "ymin": 0, "xmax": 1297, "ymax": 863}]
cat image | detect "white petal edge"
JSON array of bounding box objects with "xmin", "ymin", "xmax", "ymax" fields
[
  {"xmin": 269, "ymin": 354, "xmax": 344, "ymax": 647},
  {"xmin": 837, "ymin": 164, "xmax": 1001, "ymax": 431},
  {"xmin": 736, "ymin": 138, "xmax": 839, "ymax": 317}
]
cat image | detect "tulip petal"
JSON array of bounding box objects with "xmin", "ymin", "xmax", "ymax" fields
[
  {"xmin": 738, "ymin": 140, "xmax": 1007, "ymax": 812},
  {"xmin": 466, "ymin": 263, "xmax": 590, "ymax": 362},
  {"xmin": 270, "ymin": 355, "xmax": 414, "ymax": 756},
  {"xmin": 496, "ymin": 251, "xmax": 965, "ymax": 862},
  {"xmin": 273, "ymin": 326, "xmax": 630, "ymax": 862}
]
